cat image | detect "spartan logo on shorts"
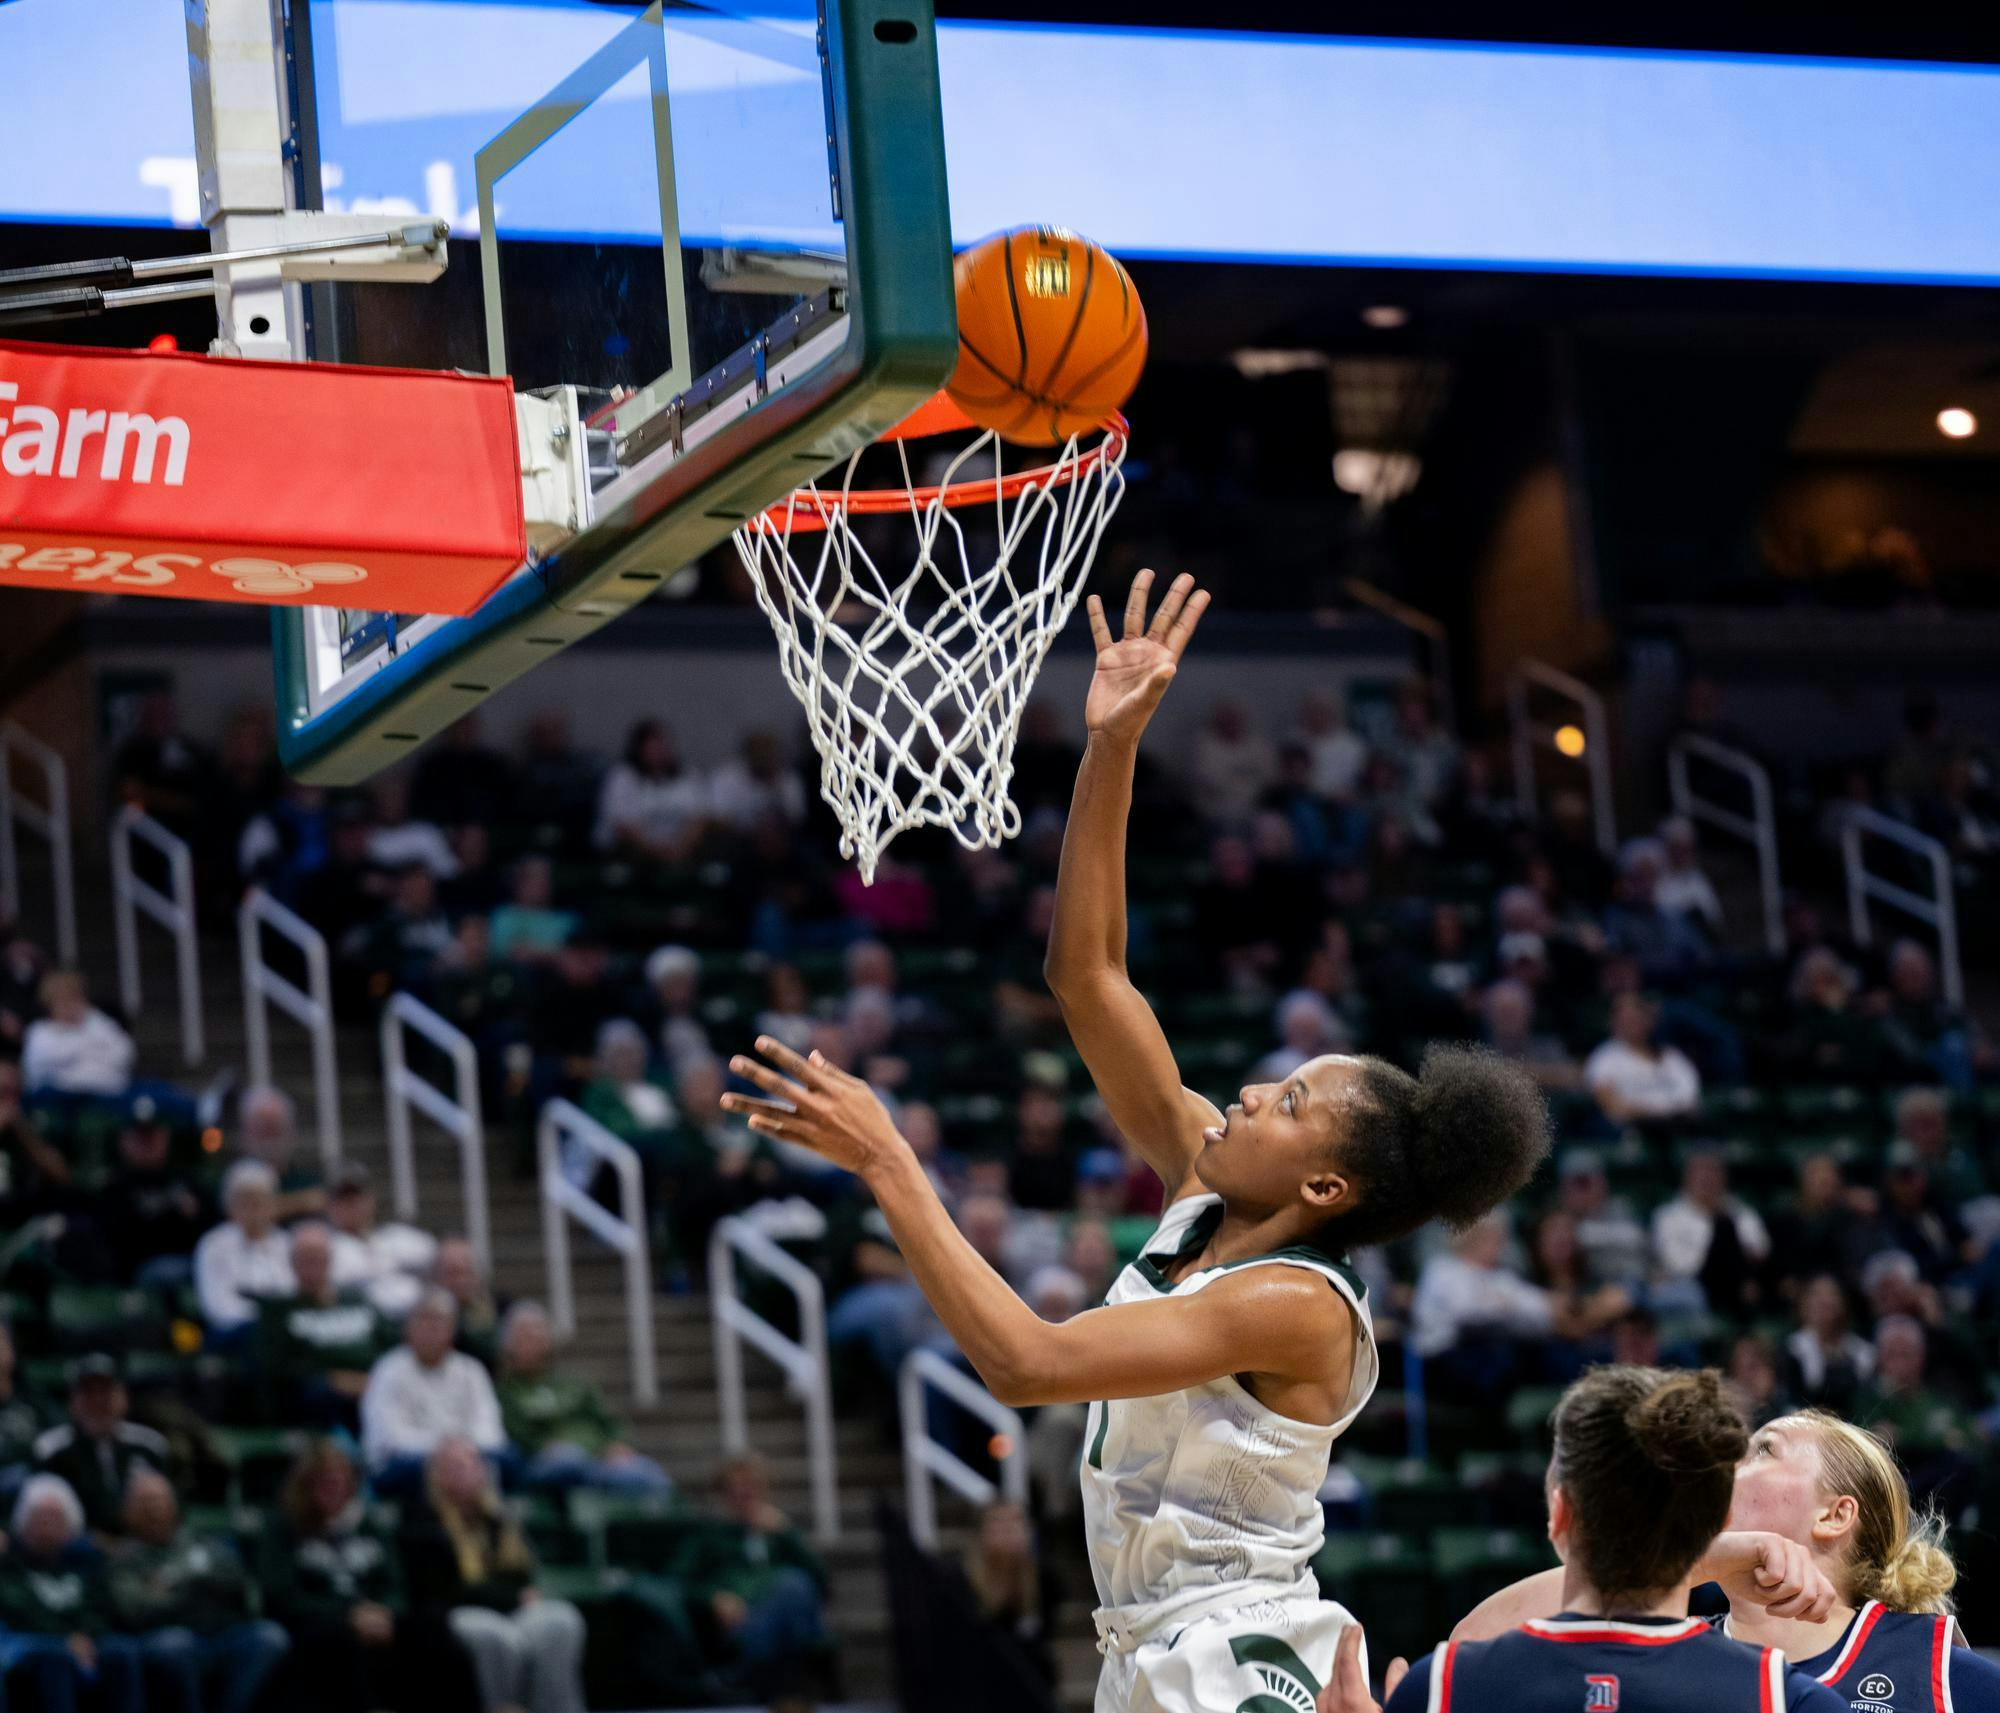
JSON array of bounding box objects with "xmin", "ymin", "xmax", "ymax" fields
[
  {"xmin": 1585, "ymin": 1674, "xmax": 1621, "ymax": 1711},
  {"xmin": 1228, "ymin": 1633, "xmax": 1321, "ymax": 1713}
]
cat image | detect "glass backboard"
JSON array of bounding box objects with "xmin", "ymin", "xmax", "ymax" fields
[{"xmin": 272, "ymin": 0, "xmax": 955, "ymax": 782}]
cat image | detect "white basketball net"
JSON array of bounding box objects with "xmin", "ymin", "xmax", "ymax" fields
[{"xmin": 734, "ymin": 424, "xmax": 1127, "ymax": 882}]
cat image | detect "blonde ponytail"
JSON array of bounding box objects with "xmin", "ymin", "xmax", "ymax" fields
[{"xmin": 1794, "ymin": 1410, "xmax": 1958, "ymax": 1616}]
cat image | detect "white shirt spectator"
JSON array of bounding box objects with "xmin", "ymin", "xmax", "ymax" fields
[
  {"xmin": 193, "ymin": 1223, "xmax": 294, "ymax": 1330},
  {"xmin": 1190, "ymin": 709, "xmax": 1276, "ymax": 824},
  {"xmin": 1784, "ymin": 1326, "xmax": 1875, "ymax": 1395},
  {"xmin": 21, "ymin": 1009, "xmax": 134, "ymax": 1097},
  {"xmin": 1307, "ymin": 727, "xmax": 1368, "ymax": 800},
  {"xmin": 360, "ymin": 1344, "xmax": 505, "ymax": 1466},
  {"xmin": 1655, "ymin": 867, "xmax": 1723, "ymax": 930},
  {"xmin": 709, "ymin": 758, "xmax": 806, "ymax": 830},
  {"xmin": 1651, "ymin": 1195, "xmax": 1771, "ymax": 1283},
  {"xmin": 332, "ymin": 1224, "xmax": 439, "ymax": 1319},
  {"xmin": 367, "ymin": 818, "xmax": 458, "ymax": 880},
  {"xmin": 595, "ymin": 763, "xmax": 710, "ymax": 852},
  {"xmin": 1583, "ymin": 1039, "xmax": 1702, "ymax": 1120},
  {"xmin": 1410, "ymin": 1250, "xmax": 1554, "ymax": 1359}
]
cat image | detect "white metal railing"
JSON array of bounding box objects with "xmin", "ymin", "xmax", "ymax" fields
[
  {"xmin": 1667, "ymin": 734, "xmax": 1784, "ymax": 958},
  {"xmin": 1508, "ymin": 658, "xmax": 1616, "ymax": 856},
  {"xmin": 710, "ymin": 1215, "xmax": 838, "ymax": 1541},
  {"xmin": 1842, "ymin": 807, "xmax": 1963, "ymax": 1008},
  {"xmin": 899, "ymin": 1347, "xmax": 1029, "ymax": 1552},
  {"xmin": 1343, "ymin": 578, "xmax": 1456, "ymax": 734},
  {"xmin": 111, "ymin": 808, "xmax": 204, "ymax": 1065},
  {"xmin": 381, "ymin": 993, "xmax": 490, "ymax": 1276},
  {"xmin": 0, "ymin": 723, "xmax": 77, "ymax": 964},
  {"xmin": 237, "ymin": 887, "xmax": 340, "ymax": 1167},
  {"xmin": 540, "ymin": 1099, "xmax": 657, "ymax": 1405}
]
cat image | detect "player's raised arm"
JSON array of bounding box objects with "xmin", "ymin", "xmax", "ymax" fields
[{"xmin": 1044, "ymin": 568, "xmax": 1215, "ymax": 1199}]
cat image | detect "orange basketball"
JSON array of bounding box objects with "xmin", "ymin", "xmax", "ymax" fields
[{"xmin": 946, "ymin": 227, "xmax": 1148, "ymax": 447}]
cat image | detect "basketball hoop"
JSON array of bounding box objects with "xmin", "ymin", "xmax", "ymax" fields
[{"xmin": 734, "ymin": 392, "xmax": 1129, "ymax": 882}]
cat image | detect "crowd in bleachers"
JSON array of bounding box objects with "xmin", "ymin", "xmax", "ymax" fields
[{"xmin": 11, "ymin": 670, "xmax": 1995, "ymax": 1700}]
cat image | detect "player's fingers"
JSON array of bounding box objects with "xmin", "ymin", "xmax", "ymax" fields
[
  {"xmin": 719, "ymin": 1094, "xmax": 796, "ymax": 1120},
  {"xmin": 1384, "ymin": 1659, "xmax": 1409, "ymax": 1699},
  {"xmin": 1165, "ymin": 587, "xmax": 1211, "ymax": 659},
  {"xmin": 1145, "ymin": 572, "xmax": 1196, "ymax": 641},
  {"xmin": 1324, "ymin": 1624, "xmax": 1368, "ymax": 1710},
  {"xmin": 1086, "ymin": 593, "xmax": 1114, "ymax": 653},
  {"xmin": 1123, "ymin": 568, "xmax": 1154, "ymax": 638},
  {"xmin": 728, "ymin": 1054, "xmax": 809, "ymax": 1102},
  {"xmin": 753, "ymin": 1035, "xmax": 828, "ymax": 1089}
]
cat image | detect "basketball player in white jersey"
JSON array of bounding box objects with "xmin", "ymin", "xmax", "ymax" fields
[{"xmin": 724, "ymin": 571, "xmax": 1552, "ymax": 1713}]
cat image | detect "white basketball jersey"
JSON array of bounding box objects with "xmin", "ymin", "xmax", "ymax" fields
[{"xmin": 1079, "ymin": 1191, "xmax": 1379, "ymax": 1620}]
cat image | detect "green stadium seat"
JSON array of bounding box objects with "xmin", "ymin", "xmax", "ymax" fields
[
  {"xmin": 1312, "ymin": 1532, "xmax": 1434, "ymax": 1664},
  {"xmin": 1779, "ymin": 1085, "xmax": 1870, "ymax": 1132},
  {"xmin": 1505, "ymin": 1387, "xmax": 1566, "ymax": 1451},
  {"xmin": 511, "ymin": 1492, "xmax": 590, "ymax": 1567},
  {"xmin": 1702, "ymin": 1086, "xmax": 1774, "ymax": 1132},
  {"xmin": 1349, "ymin": 1456, "xmax": 1472, "ymax": 1534},
  {"xmin": 48, "ymin": 1286, "xmax": 168, "ymax": 1355},
  {"xmin": 208, "ymin": 1427, "xmax": 306, "ymax": 1506},
  {"xmin": 568, "ymin": 1488, "xmax": 691, "ymax": 1576},
  {"xmin": 1431, "ymin": 1525, "xmax": 1553, "ymax": 1618}
]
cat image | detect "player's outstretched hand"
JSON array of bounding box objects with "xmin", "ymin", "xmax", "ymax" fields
[
  {"xmin": 722, "ymin": 1038, "xmax": 907, "ymax": 1176},
  {"xmin": 1083, "ymin": 568, "xmax": 1209, "ymax": 744},
  {"xmin": 1318, "ymin": 1622, "xmax": 1406, "ymax": 1713},
  {"xmin": 1697, "ymin": 1530, "xmax": 1838, "ymax": 1622}
]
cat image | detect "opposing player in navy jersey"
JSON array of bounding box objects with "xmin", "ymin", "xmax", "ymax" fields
[
  {"xmin": 1455, "ymin": 1408, "xmax": 2000, "ymax": 1713},
  {"xmin": 1320, "ymin": 1367, "xmax": 1850, "ymax": 1713}
]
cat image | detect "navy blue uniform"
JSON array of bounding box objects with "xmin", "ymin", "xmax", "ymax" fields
[
  {"xmin": 1384, "ymin": 1613, "xmax": 1848, "ymax": 1713},
  {"xmin": 1715, "ymin": 1601, "xmax": 2000, "ymax": 1713}
]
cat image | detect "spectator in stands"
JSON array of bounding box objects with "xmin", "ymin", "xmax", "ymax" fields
[
  {"xmin": 579, "ymin": 1018, "xmax": 679, "ymax": 1164},
  {"xmin": 1382, "ymin": 679, "xmax": 1459, "ymax": 812},
  {"xmin": 1294, "ymin": 690, "xmax": 1367, "ymax": 802},
  {"xmin": 1878, "ymin": 1142, "xmax": 1969, "ymax": 1284},
  {"xmin": 1190, "ymin": 698, "xmax": 1275, "ymax": 825},
  {"xmin": 399, "ymin": 1437, "xmax": 587, "ymax": 1713},
  {"xmin": 114, "ymin": 689, "xmax": 213, "ymax": 836},
  {"xmin": 433, "ymin": 1240, "xmax": 502, "ymax": 1371},
  {"xmin": 0, "ymin": 913, "xmax": 47, "ymax": 1053},
  {"xmin": 753, "ymin": 964, "xmax": 816, "ymax": 1056},
  {"xmin": 495, "ymin": 1302, "xmax": 671, "ymax": 1491},
  {"xmin": 93, "ymin": 1095, "xmax": 207, "ymax": 1290},
  {"xmin": 1411, "ymin": 1217, "xmax": 1585, "ymax": 1402},
  {"xmin": 1650, "ymin": 1148, "xmax": 1770, "ymax": 1317},
  {"xmin": 237, "ymin": 1086, "xmax": 325, "ymax": 1220},
  {"xmin": 0, "ymin": 1320, "xmax": 50, "ymax": 1485},
  {"xmin": 1853, "ymin": 1316, "xmax": 1979, "ymax": 1510},
  {"xmin": 365, "ymin": 776, "xmax": 458, "ymax": 882},
  {"xmin": 193, "ymin": 1161, "xmax": 294, "ymax": 1343},
  {"xmin": 32, "ymin": 1356, "xmax": 172, "ymax": 1536},
  {"xmin": 1890, "ymin": 1085, "xmax": 1987, "ymax": 1205},
  {"xmin": 360, "ymin": 1291, "xmax": 505, "ymax": 1492},
  {"xmin": 440, "ymin": 824, "xmax": 504, "ymax": 921},
  {"xmin": 0, "ymin": 1473, "xmax": 141, "ymax": 1713},
  {"xmin": 641, "ymin": 945, "xmax": 713, "ymax": 1071},
  {"xmin": 1257, "ymin": 743, "xmax": 1343, "ymax": 868},
  {"xmin": 22, "ymin": 970, "xmax": 134, "ymax": 1101},
  {"xmin": 1479, "ymin": 980, "xmax": 1578, "ymax": 1090},
  {"xmin": 260, "ymin": 1222, "xmax": 387, "ymax": 1431},
  {"xmin": 356, "ymin": 865, "xmax": 454, "ymax": 996},
  {"xmin": 1764, "ymin": 1153, "xmax": 1881, "ymax": 1295},
  {"xmin": 1782, "ymin": 1274, "xmax": 1873, "ymax": 1416},
  {"xmin": 1194, "ymin": 835, "xmax": 1285, "ymax": 988},
  {"xmin": 486, "ymin": 857, "xmax": 575, "ymax": 966},
  {"xmin": 517, "ymin": 711, "xmax": 602, "ymax": 847},
  {"xmin": 1603, "ymin": 839, "xmax": 1711, "ymax": 982},
  {"xmin": 0, "ymin": 1053, "xmax": 70, "ymax": 1228},
  {"xmin": 1582, "ymin": 993, "xmax": 1701, "ymax": 1128},
  {"xmin": 1552, "ymin": 1149, "xmax": 1650, "ymax": 1290},
  {"xmin": 327, "ymin": 1164, "xmax": 437, "ymax": 1321},
  {"xmin": 1781, "ymin": 948, "xmax": 1893, "ymax": 1086},
  {"xmin": 1006, "ymin": 1084, "xmax": 1075, "ymax": 1214},
  {"xmin": 1653, "ymin": 816, "xmax": 1723, "ymax": 931},
  {"xmin": 710, "ymin": 730, "xmax": 807, "ymax": 832},
  {"xmin": 958, "ymin": 1499, "xmax": 1054, "ymax": 1686},
  {"xmin": 1525, "ymin": 1210, "xmax": 1630, "ymax": 1381},
  {"xmin": 1880, "ymin": 938, "xmax": 1991, "ymax": 1091},
  {"xmin": 687, "ymin": 1452, "xmax": 828, "ymax": 1706},
  {"xmin": 410, "ymin": 716, "xmax": 516, "ymax": 831},
  {"xmin": 109, "ymin": 1467, "xmax": 290, "ymax": 1713},
  {"xmin": 596, "ymin": 719, "xmax": 709, "ymax": 860},
  {"xmin": 1723, "ymin": 1333, "xmax": 1789, "ymax": 1427},
  {"xmin": 262, "ymin": 1438, "xmax": 474, "ymax": 1713},
  {"xmin": 1061, "ymin": 1217, "xmax": 1118, "ymax": 1303},
  {"xmin": 1252, "ymin": 991, "xmax": 1351, "ymax": 1085}
]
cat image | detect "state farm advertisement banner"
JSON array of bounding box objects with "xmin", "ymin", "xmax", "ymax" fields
[{"xmin": 0, "ymin": 340, "xmax": 525, "ymax": 615}]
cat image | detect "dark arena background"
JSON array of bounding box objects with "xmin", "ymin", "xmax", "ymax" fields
[{"xmin": 2, "ymin": 1, "xmax": 1999, "ymax": 1710}]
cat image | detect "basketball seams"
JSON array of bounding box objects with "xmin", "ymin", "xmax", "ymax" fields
[
  {"xmin": 1032, "ymin": 238, "xmax": 1096, "ymax": 398},
  {"xmin": 1054, "ymin": 313, "xmax": 1149, "ymax": 415},
  {"xmin": 1001, "ymin": 232, "xmax": 1030, "ymax": 386}
]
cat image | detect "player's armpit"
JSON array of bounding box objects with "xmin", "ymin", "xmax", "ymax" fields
[
  {"xmin": 997, "ymin": 1264, "xmax": 1351, "ymax": 1408},
  {"xmin": 1049, "ymin": 969, "xmax": 1218, "ymax": 1197}
]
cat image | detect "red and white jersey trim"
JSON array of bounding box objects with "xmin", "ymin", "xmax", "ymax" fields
[
  {"xmin": 1814, "ymin": 1600, "xmax": 1886, "ymax": 1683},
  {"xmin": 1520, "ymin": 1616, "xmax": 1711, "ymax": 1646}
]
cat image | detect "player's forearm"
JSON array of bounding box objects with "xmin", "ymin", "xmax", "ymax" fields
[
  {"xmin": 1045, "ymin": 733, "xmax": 1139, "ymax": 986},
  {"xmin": 865, "ymin": 1148, "xmax": 1049, "ymax": 1401}
]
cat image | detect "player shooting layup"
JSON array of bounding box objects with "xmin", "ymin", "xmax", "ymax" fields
[{"xmin": 725, "ymin": 571, "xmax": 1553, "ymax": 1713}]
